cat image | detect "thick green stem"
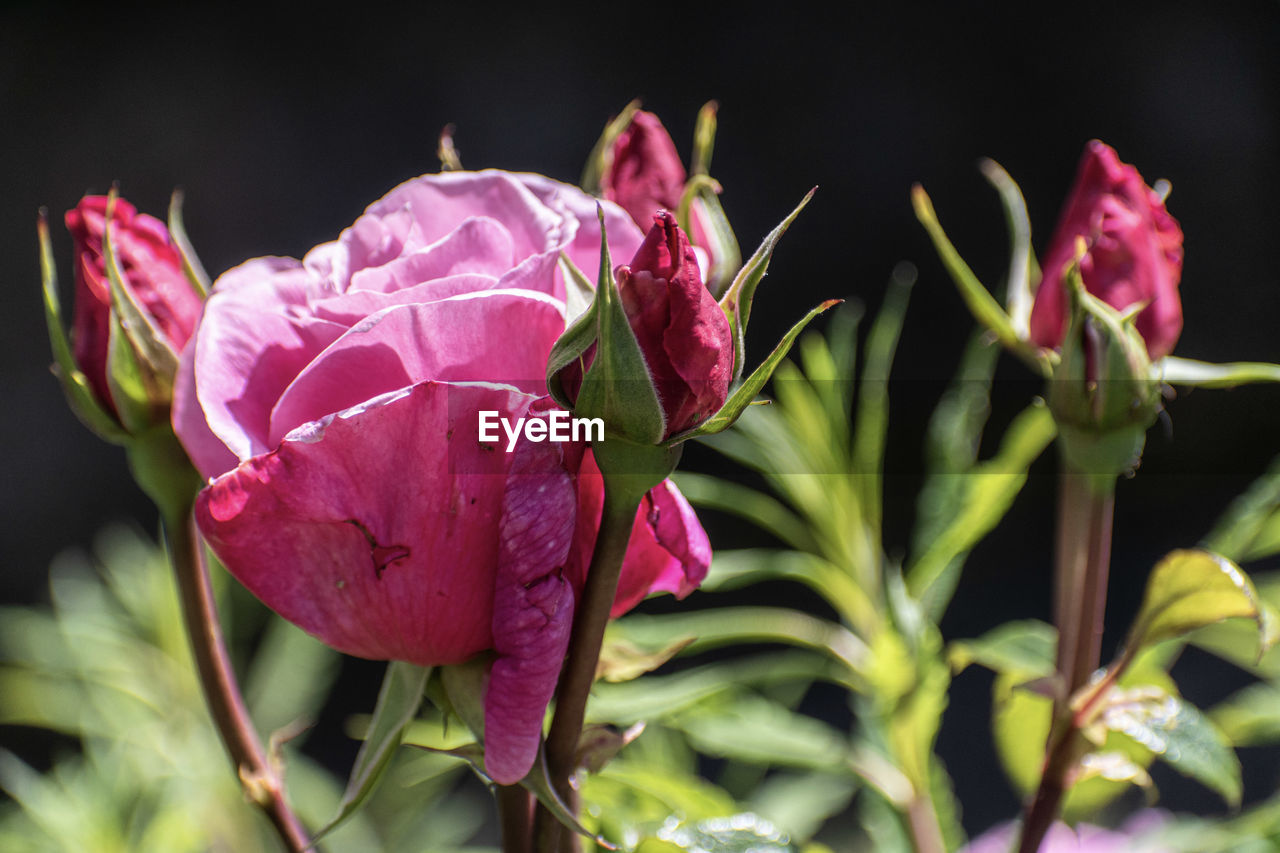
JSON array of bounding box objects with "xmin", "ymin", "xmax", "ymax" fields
[
  {"xmin": 1018, "ymin": 467, "xmax": 1116, "ymax": 853},
  {"xmin": 535, "ymin": 485, "xmax": 643, "ymax": 852},
  {"xmin": 163, "ymin": 507, "xmax": 311, "ymax": 852}
]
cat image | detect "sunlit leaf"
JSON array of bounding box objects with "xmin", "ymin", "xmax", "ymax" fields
[{"xmin": 949, "ymin": 619, "xmax": 1056, "ymax": 678}]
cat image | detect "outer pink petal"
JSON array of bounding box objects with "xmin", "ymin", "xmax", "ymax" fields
[
  {"xmin": 484, "ymin": 428, "xmax": 578, "ymax": 784},
  {"xmin": 196, "ymin": 381, "xmax": 538, "ymax": 664},
  {"xmin": 174, "ymin": 257, "xmax": 345, "ymax": 478},
  {"xmin": 267, "ymin": 290, "xmax": 566, "ymax": 444}
]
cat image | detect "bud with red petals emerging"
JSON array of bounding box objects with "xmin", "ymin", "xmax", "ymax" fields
[
  {"xmin": 66, "ymin": 195, "xmax": 202, "ymax": 421},
  {"xmin": 602, "ymin": 111, "xmax": 688, "ymax": 229},
  {"xmin": 619, "ymin": 211, "xmax": 733, "ymax": 436},
  {"xmin": 1030, "ymin": 141, "xmax": 1184, "ymax": 360}
]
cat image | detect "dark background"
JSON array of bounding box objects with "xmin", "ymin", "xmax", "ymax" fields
[{"xmin": 4, "ymin": 0, "xmax": 1279, "ymax": 841}]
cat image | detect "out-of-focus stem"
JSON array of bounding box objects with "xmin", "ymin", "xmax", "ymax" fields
[
  {"xmin": 163, "ymin": 507, "xmax": 311, "ymax": 852},
  {"xmin": 906, "ymin": 794, "xmax": 946, "ymax": 853},
  {"xmin": 1018, "ymin": 469, "xmax": 1116, "ymax": 853}
]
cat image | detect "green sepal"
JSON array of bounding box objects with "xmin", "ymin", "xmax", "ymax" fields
[
  {"xmin": 1156, "ymin": 356, "xmax": 1280, "ymax": 388},
  {"xmin": 167, "ymin": 189, "xmax": 210, "ymax": 297},
  {"xmin": 436, "ymin": 124, "xmax": 463, "ymax": 172},
  {"xmin": 664, "ymin": 299, "xmax": 840, "ymax": 445},
  {"xmin": 105, "ymin": 306, "xmax": 160, "ymax": 435},
  {"xmin": 309, "ymin": 662, "xmax": 431, "ymax": 846},
  {"xmin": 575, "ymin": 209, "xmax": 667, "ymax": 445},
  {"xmin": 103, "ymin": 192, "xmax": 182, "ymax": 390},
  {"xmin": 38, "ymin": 210, "xmax": 127, "ymax": 443},
  {"xmin": 677, "ymin": 174, "xmax": 741, "ymax": 299},
  {"xmin": 977, "ymin": 158, "xmax": 1037, "ymax": 338},
  {"xmin": 719, "ymin": 189, "xmax": 815, "ymax": 383},
  {"xmin": 690, "ymin": 100, "xmax": 718, "ymax": 178},
  {"xmin": 581, "ymin": 100, "xmax": 641, "ymax": 195},
  {"xmin": 1048, "ymin": 253, "xmax": 1161, "ymax": 478},
  {"xmin": 911, "ymin": 184, "xmax": 1053, "ymax": 376},
  {"xmin": 545, "ymin": 253, "xmax": 601, "ymax": 409}
]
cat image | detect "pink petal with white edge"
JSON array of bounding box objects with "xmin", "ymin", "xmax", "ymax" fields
[
  {"xmin": 196, "ymin": 381, "xmax": 538, "ymax": 665},
  {"xmin": 484, "ymin": 426, "xmax": 578, "ymax": 784},
  {"xmin": 267, "ymin": 289, "xmax": 566, "ymax": 445}
]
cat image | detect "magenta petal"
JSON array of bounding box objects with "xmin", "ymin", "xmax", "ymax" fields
[
  {"xmin": 196, "ymin": 381, "xmax": 538, "ymax": 664},
  {"xmin": 484, "ymin": 432, "xmax": 578, "ymax": 784},
  {"xmin": 611, "ymin": 479, "xmax": 711, "ymax": 617}
]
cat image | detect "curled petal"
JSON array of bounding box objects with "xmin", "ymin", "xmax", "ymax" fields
[{"xmin": 484, "ymin": 430, "xmax": 579, "ymax": 784}]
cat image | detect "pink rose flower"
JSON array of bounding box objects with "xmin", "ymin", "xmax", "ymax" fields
[
  {"xmin": 1029, "ymin": 141, "xmax": 1184, "ymax": 360},
  {"xmin": 172, "ymin": 170, "xmax": 711, "ymax": 784},
  {"xmin": 66, "ymin": 195, "xmax": 201, "ymax": 413}
]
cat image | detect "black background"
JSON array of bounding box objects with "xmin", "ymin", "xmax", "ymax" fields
[{"xmin": 3, "ymin": 0, "xmax": 1279, "ymax": 840}]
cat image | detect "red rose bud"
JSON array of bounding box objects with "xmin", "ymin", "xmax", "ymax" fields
[
  {"xmin": 67, "ymin": 195, "xmax": 201, "ymax": 419},
  {"xmin": 618, "ymin": 211, "xmax": 733, "ymax": 437},
  {"xmin": 1029, "ymin": 141, "xmax": 1184, "ymax": 360},
  {"xmin": 603, "ymin": 111, "xmax": 687, "ymax": 228}
]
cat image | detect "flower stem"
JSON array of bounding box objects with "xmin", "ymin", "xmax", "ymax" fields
[
  {"xmin": 906, "ymin": 793, "xmax": 947, "ymax": 853},
  {"xmin": 162, "ymin": 506, "xmax": 311, "ymax": 852},
  {"xmin": 535, "ymin": 483, "xmax": 644, "ymax": 853},
  {"xmin": 1017, "ymin": 468, "xmax": 1116, "ymax": 853},
  {"xmin": 498, "ymin": 784, "xmax": 534, "ymax": 853}
]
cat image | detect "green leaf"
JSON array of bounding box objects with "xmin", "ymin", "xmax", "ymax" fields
[
  {"xmin": 1210, "ymin": 681, "xmax": 1280, "ymax": 746},
  {"xmin": 310, "ymin": 661, "xmax": 430, "ymax": 844},
  {"xmin": 676, "ymin": 694, "xmax": 851, "ymax": 772},
  {"xmin": 167, "ymin": 188, "xmax": 210, "ymax": 297},
  {"xmin": 676, "ymin": 175, "xmax": 741, "ymax": 299},
  {"xmin": 672, "ymin": 473, "xmax": 817, "ymax": 552},
  {"xmin": 37, "ymin": 211, "xmax": 126, "ymax": 443},
  {"xmin": 719, "ymin": 189, "xmax": 816, "ymax": 382},
  {"xmin": 596, "ymin": 626, "xmax": 695, "ymax": 683},
  {"xmin": 1202, "ymin": 453, "xmax": 1280, "ymax": 563},
  {"xmin": 1125, "ymin": 549, "xmax": 1272, "ymax": 659},
  {"xmin": 1095, "ymin": 687, "xmax": 1241, "ymax": 807},
  {"xmin": 244, "ymin": 616, "xmax": 339, "ymax": 738},
  {"xmin": 748, "ymin": 772, "xmax": 857, "ymax": 843},
  {"xmin": 911, "ymin": 184, "xmax": 1051, "ymax": 376},
  {"xmin": 639, "ymin": 814, "xmax": 793, "ymax": 852},
  {"xmin": 667, "ymin": 299, "xmax": 840, "ymax": 444},
  {"xmin": 907, "ymin": 401, "xmax": 1056, "ymax": 616},
  {"xmin": 1157, "ymin": 356, "xmax": 1280, "ymax": 388},
  {"xmin": 698, "ymin": 549, "xmax": 878, "ymax": 632},
  {"xmin": 948, "ymin": 619, "xmax": 1056, "ymax": 678},
  {"xmin": 851, "ymin": 266, "xmax": 913, "ymax": 543},
  {"xmin": 604, "ymin": 608, "xmax": 868, "ymax": 681}
]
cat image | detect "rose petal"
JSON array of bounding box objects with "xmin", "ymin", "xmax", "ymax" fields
[
  {"xmin": 196, "ymin": 381, "xmax": 539, "ymax": 664},
  {"xmin": 177, "ymin": 257, "xmax": 346, "ymax": 477},
  {"xmin": 346, "ymin": 216, "xmax": 517, "ymax": 293},
  {"xmin": 268, "ymin": 289, "xmax": 566, "ymax": 444},
  {"xmin": 484, "ymin": 429, "xmax": 578, "ymax": 784}
]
